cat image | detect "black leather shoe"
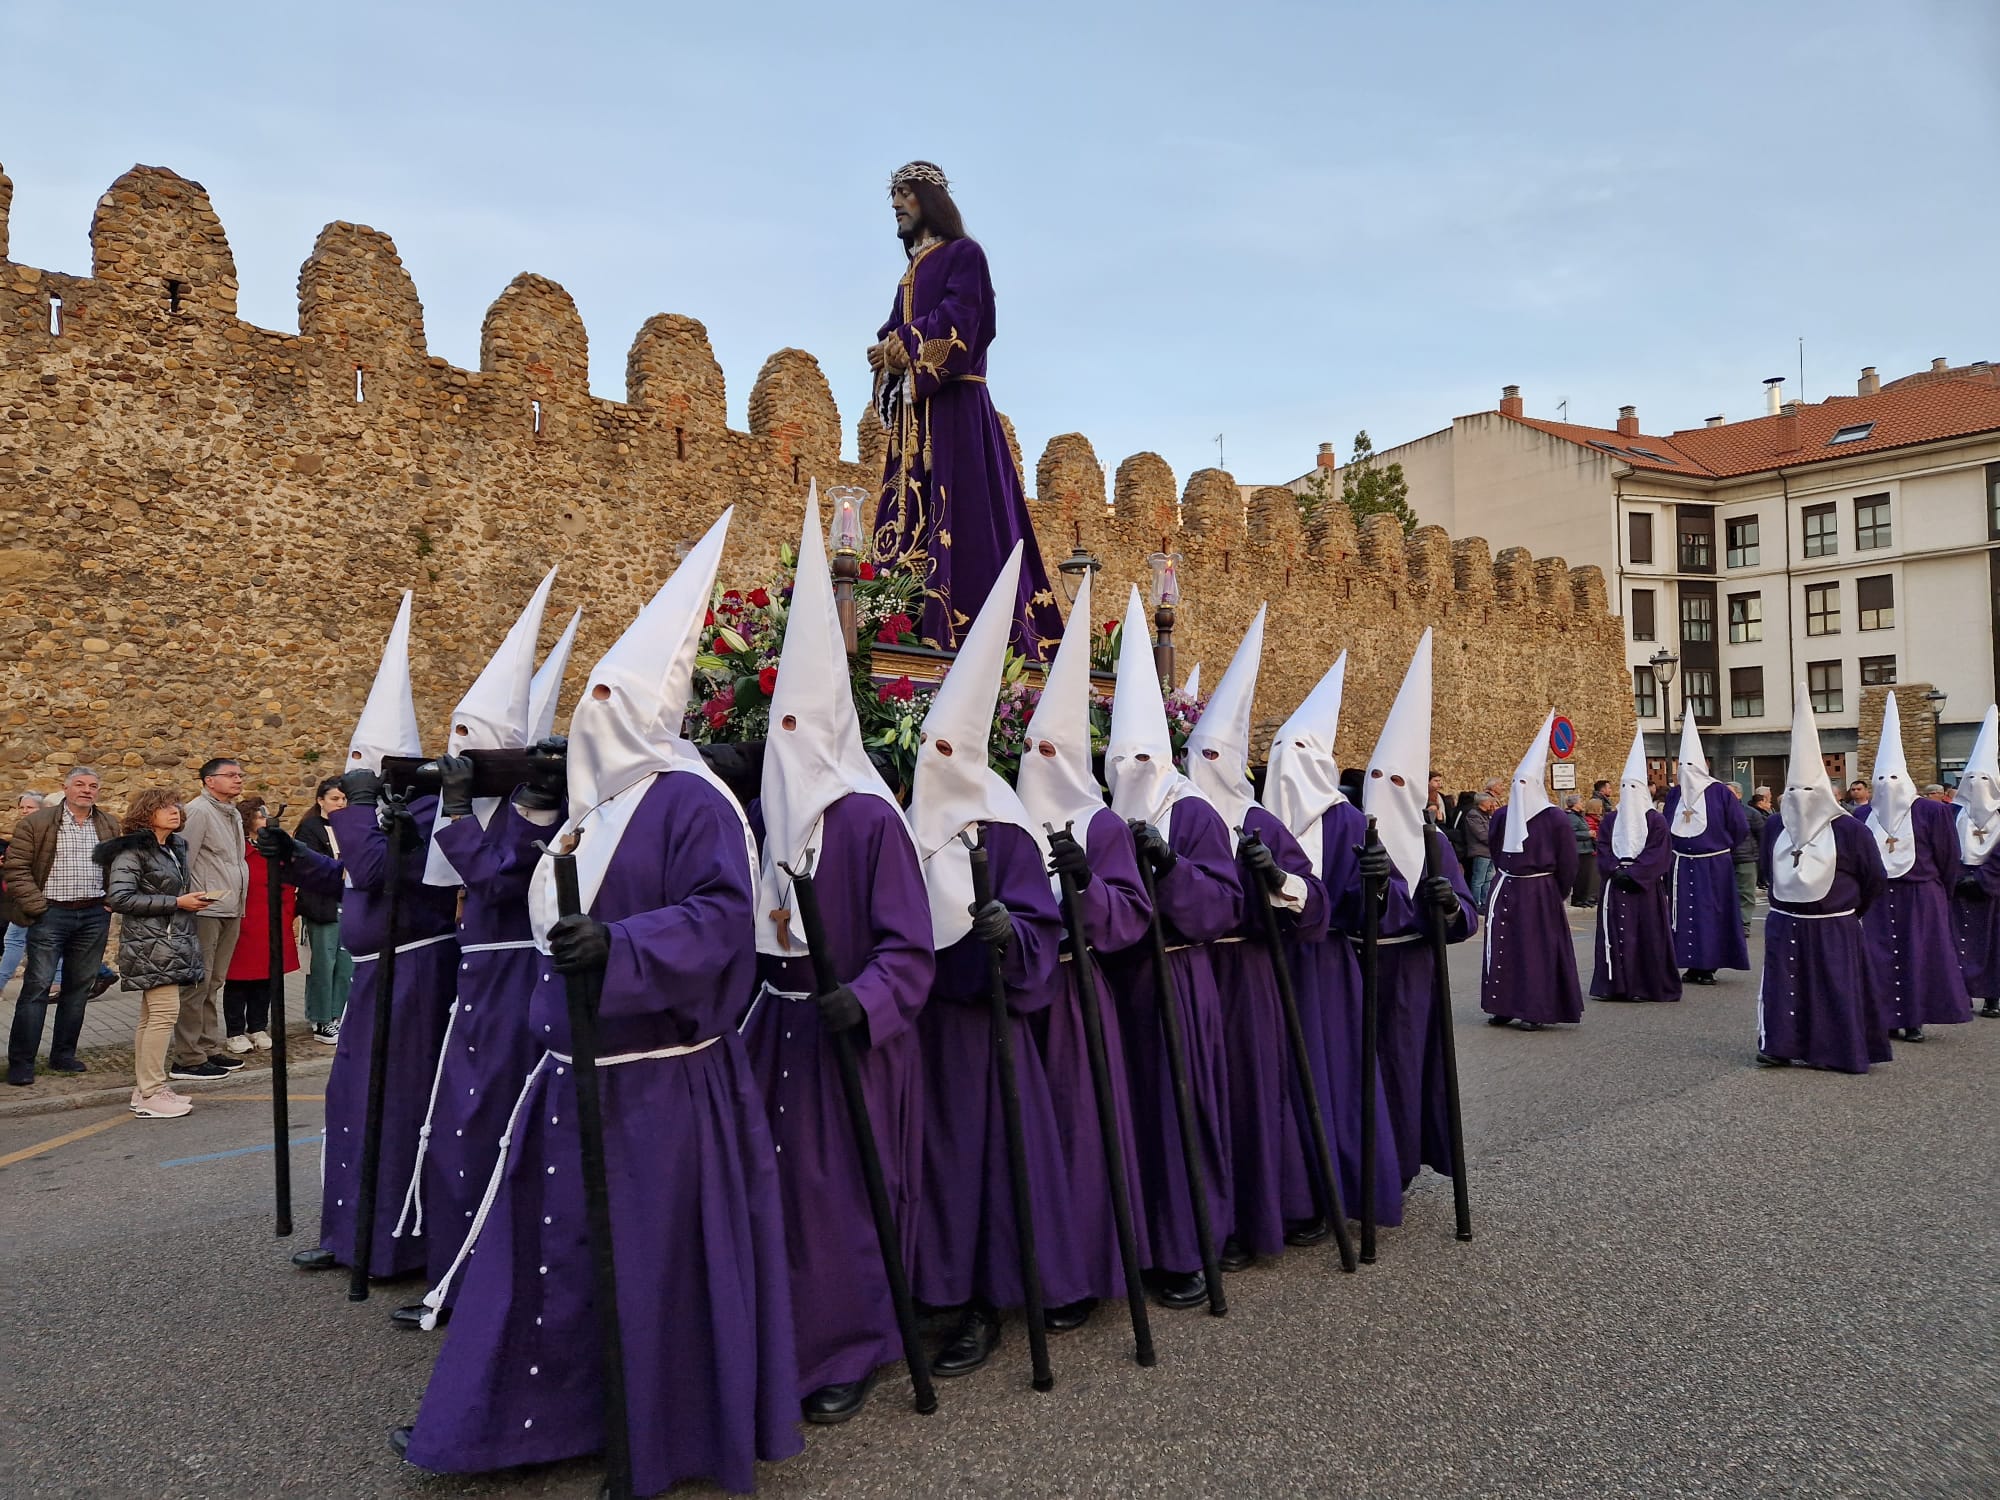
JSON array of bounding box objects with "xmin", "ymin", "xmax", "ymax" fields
[
  {"xmin": 1044, "ymin": 1297, "xmax": 1096, "ymax": 1333},
  {"xmin": 5, "ymin": 1065, "xmax": 32, "ymax": 1087},
  {"xmin": 1218, "ymin": 1237, "xmax": 1253, "ymax": 1273},
  {"xmin": 931, "ymin": 1304, "xmax": 1001, "ymax": 1377},
  {"xmin": 803, "ymin": 1369, "xmax": 878, "ymax": 1424},
  {"xmin": 292, "ymin": 1248, "xmax": 339, "ymax": 1271},
  {"xmin": 46, "ymin": 1056, "xmax": 86, "ymax": 1074},
  {"xmin": 1901, "ymin": 1026, "xmax": 1925, "ymax": 1042},
  {"xmin": 1486, "ymin": 1014, "xmax": 1512, "ymax": 1027},
  {"xmin": 391, "ymin": 1302, "xmax": 445, "ymax": 1330},
  {"xmin": 1755, "ymin": 1052, "xmax": 1791, "ymax": 1068},
  {"xmin": 1151, "ymin": 1270, "xmax": 1208, "ymax": 1310},
  {"xmin": 388, "ymin": 1425, "xmax": 412, "ymax": 1460},
  {"xmin": 1518, "ymin": 1021, "xmax": 1544, "ymax": 1032},
  {"xmin": 1284, "ymin": 1217, "xmax": 1330, "ymax": 1247},
  {"xmin": 1982, "ymin": 1002, "xmax": 2000, "ymax": 1019}
]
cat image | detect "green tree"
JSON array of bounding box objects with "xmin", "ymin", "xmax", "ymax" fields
[{"xmin": 1298, "ymin": 430, "xmax": 1418, "ymax": 536}]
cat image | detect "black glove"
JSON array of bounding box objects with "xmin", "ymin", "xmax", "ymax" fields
[
  {"xmin": 969, "ymin": 898, "xmax": 1015, "ymax": 952},
  {"xmin": 1129, "ymin": 820, "xmax": 1177, "ymax": 877},
  {"xmin": 1612, "ymin": 869, "xmax": 1643, "ymax": 893},
  {"xmin": 1421, "ymin": 874, "xmax": 1457, "ymax": 913},
  {"xmin": 1239, "ymin": 835, "xmax": 1287, "ymax": 896},
  {"xmin": 527, "ymin": 736, "xmax": 568, "ymax": 793},
  {"xmin": 378, "ymin": 800, "xmax": 419, "ymax": 849},
  {"xmin": 254, "ymin": 825, "xmax": 296, "ymax": 864},
  {"xmin": 549, "ymin": 914, "xmax": 611, "ymax": 974},
  {"xmin": 1957, "ymin": 875, "xmax": 1988, "ymax": 903},
  {"xmin": 814, "ymin": 983, "xmax": 866, "ymax": 1035},
  {"xmin": 1357, "ymin": 841, "xmax": 1392, "ymax": 886},
  {"xmin": 436, "ymin": 754, "xmax": 476, "ymax": 818},
  {"xmin": 339, "ymin": 768, "xmax": 383, "ymax": 806},
  {"xmin": 1046, "ymin": 826, "xmax": 1092, "ymax": 890},
  {"xmin": 513, "ymin": 782, "xmax": 563, "ymax": 813}
]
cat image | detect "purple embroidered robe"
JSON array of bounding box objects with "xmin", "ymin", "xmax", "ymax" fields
[
  {"xmin": 872, "ymin": 237, "xmax": 1063, "ymax": 659},
  {"xmin": 1373, "ymin": 837, "xmax": 1477, "ymax": 1190},
  {"xmin": 745, "ymin": 793, "xmax": 935, "ymax": 1397},
  {"xmin": 405, "ymin": 771, "xmax": 801, "ymax": 1495},
  {"xmin": 1592, "ymin": 808, "xmax": 1683, "ymax": 1003},
  {"xmin": 1664, "ymin": 783, "xmax": 1751, "ymax": 972},
  {"xmin": 1952, "ymin": 834, "xmax": 2000, "ymax": 1000},
  {"xmin": 1853, "ymin": 797, "xmax": 1973, "ymax": 1028},
  {"xmin": 287, "ymin": 797, "xmax": 458, "ymax": 1277},
  {"xmin": 1481, "ymin": 803, "xmax": 1584, "ymax": 1025},
  {"xmin": 1756, "ymin": 811, "xmax": 1891, "ymax": 1073}
]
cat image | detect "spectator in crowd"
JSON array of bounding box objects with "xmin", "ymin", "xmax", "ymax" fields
[
  {"xmin": 1591, "ymin": 779, "xmax": 1613, "ymax": 805},
  {"xmin": 1922, "ymin": 783, "xmax": 1949, "ymax": 802},
  {"xmin": 1731, "ymin": 783, "xmax": 1764, "ymax": 939},
  {"xmin": 170, "ymin": 757, "xmax": 250, "ymax": 1082},
  {"xmin": 294, "ymin": 777, "xmax": 351, "ymax": 1044},
  {"xmin": 1844, "ymin": 779, "xmax": 1871, "ymax": 809},
  {"xmin": 1565, "ymin": 793, "xmax": 1600, "ymax": 908},
  {"xmin": 1, "ymin": 791, "xmax": 47, "ymax": 994},
  {"xmin": 223, "ymin": 796, "xmax": 298, "ymax": 1052},
  {"xmin": 3, "ymin": 768, "xmax": 121, "ymax": 1086},
  {"xmin": 1426, "ymin": 769, "xmax": 1447, "ymax": 822},
  {"xmin": 1445, "ymin": 789, "xmax": 1477, "ymax": 862},
  {"xmin": 98, "ymin": 788, "xmax": 214, "ymax": 1118},
  {"xmin": 1463, "ymin": 793, "xmax": 1496, "ymax": 908}
]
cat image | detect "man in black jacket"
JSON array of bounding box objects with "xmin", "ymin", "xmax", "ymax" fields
[
  {"xmin": 1734, "ymin": 784, "xmax": 1769, "ymax": 940},
  {"xmin": 292, "ymin": 777, "xmax": 353, "ymax": 1043}
]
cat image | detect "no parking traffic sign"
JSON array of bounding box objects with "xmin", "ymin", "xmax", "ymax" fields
[{"xmin": 1549, "ymin": 715, "xmax": 1577, "ymax": 760}]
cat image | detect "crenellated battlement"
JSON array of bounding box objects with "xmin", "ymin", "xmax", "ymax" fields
[{"xmin": 0, "ymin": 160, "xmax": 1632, "ymax": 803}]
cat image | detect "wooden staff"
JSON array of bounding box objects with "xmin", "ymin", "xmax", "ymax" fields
[
  {"xmin": 1359, "ymin": 815, "xmax": 1383, "ymax": 1266},
  {"xmin": 349, "ymin": 791, "xmax": 406, "ymax": 1302},
  {"xmin": 265, "ymin": 804, "xmax": 292, "ymax": 1239},
  {"xmin": 1422, "ymin": 811, "xmax": 1474, "ymax": 1243}
]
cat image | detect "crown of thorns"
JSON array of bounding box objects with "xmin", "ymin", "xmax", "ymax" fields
[{"xmin": 889, "ymin": 161, "xmax": 950, "ymax": 193}]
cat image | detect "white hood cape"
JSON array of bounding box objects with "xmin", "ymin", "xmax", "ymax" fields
[
  {"xmin": 1673, "ymin": 715, "xmax": 1719, "ymax": 840},
  {"xmin": 1611, "ymin": 727, "xmax": 1653, "ymax": 862},
  {"xmin": 1954, "ymin": 705, "xmax": 2000, "ymax": 867},
  {"xmin": 527, "ymin": 606, "xmax": 584, "ymax": 745},
  {"xmin": 1104, "ymin": 586, "xmax": 1202, "ymax": 838},
  {"xmin": 1262, "ymin": 650, "xmax": 1348, "ymax": 876},
  {"xmin": 1183, "ymin": 604, "xmax": 1267, "ymax": 843},
  {"xmin": 1362, "ymin": 629, "xmax": 1435, "ymax": 888},
  {"xmin": 1015, "ymin": 569, "xmax": 1110, "ymax": 864},
  {"xmin": 1772, "ymin": 681, "xmax": 1843, "ymax": 904},
  {"xmin": 1502, "ymin": 710, "xmax": 1557, "ymax": 856},
  {"xmin": 1867, "ymin": 692, "xmax": 1919, "ymax": 880},
  {"xmin": 347, "ymin": 591, "xmax": 422, "ymax": 776}
]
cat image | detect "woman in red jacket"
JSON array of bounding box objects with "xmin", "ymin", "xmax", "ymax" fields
[{"xmin": 223, "ymin": 796, "xmax": 298, "ymax": 1052}]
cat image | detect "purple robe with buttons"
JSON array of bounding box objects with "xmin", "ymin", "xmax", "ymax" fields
[
  {"xmin": 1481, "ymin": 803, "xmax": 1584, "ymax": 1025},
  {"xmin": 871, "ymin": 237, "xmax": 1064, "ymax": 660},
  {"xmin": 1853, "ymin": 797, "xmax": 1972, "ymax": 1029},
  {"xmin": 1592, "ymin": 808, "xmax": 1683, "ymax": 1003},
  {"xmin": 912, "ymin": 820, "xmax": 1070, "ymax": 1311},
  {"xmin": 287, "ymin": 797, "xmax": 458, "ymax": 1277},
  {"xmin": 744, "ymin": 793, "xmax": 934, "ymax": 1398},
  {"xmin": 1031, "ymin": 807, "xmax": 1155, "ymax": 1300},
  {"xmin": 410, "ymin": 798, "xmax": 564, "ymax": 1302},
  {"xmin": 405, "ymin": 771, "xmax": 802, "ymax": 1495},
  {"xmin": 1373, "ymin": 837, "xmax": 1477, "ymax": 1190},
  {"xmin": 1756, "ymin": 811, "xmax": 1891, "ymax": 1073},
  {"xmin": 1664, "ymin": 783, "xmax": 1751, "ymax": 972},
  {"xmin": 1952, "ymin": 836, "xmax": 2000, "ymax": 1000}
]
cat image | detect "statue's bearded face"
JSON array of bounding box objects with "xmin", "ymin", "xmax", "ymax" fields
[{"xmin": 892, "ymin": 185, "xmax": 923, "ymax": 243}]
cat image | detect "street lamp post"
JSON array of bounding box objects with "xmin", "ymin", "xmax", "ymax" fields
[
  {"xmin": 1054, "ymin": 522, "xmax": 1101, "ymax": 608},
  {"xmin": 1649, "ymin": 647, "xmax": 1680, "ymax": 778},
  {"xmin": 824, "ymin": 485, "xmax": 869, "ymax": 656},
  {"xmin": 1923, "ymin": 687, "xmax": 1948, "ymax": 783},
  {"xmin": 1146, "ymin": 547, "xmax": 1183, "ymax": 688}
]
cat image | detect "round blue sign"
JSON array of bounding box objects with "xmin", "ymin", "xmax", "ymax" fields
[{"xmin": 1550, "ymin": 716, "xmax": 1576, "ymax": 760}]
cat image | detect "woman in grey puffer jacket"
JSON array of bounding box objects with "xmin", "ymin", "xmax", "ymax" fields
[{"xmin": 94, "ymin": 788, "xmax": 215, "ymax": 1117}]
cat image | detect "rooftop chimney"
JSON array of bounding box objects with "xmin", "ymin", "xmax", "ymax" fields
[
  {"xmin": 1932, "ymin": 357, "xmax": 1949, "ymax": 372},
  {"xmin": 1705, "ymin": 414, "xmax": 1725, "ymax": 427},
  {"xmin": 1775, "ymin": 403, "xmax": 1801, "ymax": 453},
  {"xmin": 1315, "ymin": 442, "xmax": 1336, "ymax": 470},
  {"xmin": 1857, "ymin": 366, "xmax": 1880, "ymax": 396},
  {"xmin": 1616, "ymin": 405, "xmax": 1640, "ymax": 437},
  {"xmin": 1763, "ymin": 376, "xmax": 1786, "ymax": 415},
  {"xmin": 1499, "ymin": 384, "xmax": 1523, "ymax": 418}
]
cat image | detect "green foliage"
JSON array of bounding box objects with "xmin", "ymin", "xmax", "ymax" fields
[{"xmin": 1297, "ymin": 430, "xmax": 1418, "ymax": 536}]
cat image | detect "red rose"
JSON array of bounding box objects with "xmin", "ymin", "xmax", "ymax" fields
[
  {"xmin": 748, "ymin": 587, "xmax": 771, "ymax": 608},
  {"xmin": 723, "ymin": 590, "xmax": 742, "ymax": 602},
  {"xmin": 878, "ymin": 675, "xmax": 916, "ymax": 703},
  {"xmin": 1103, "ymin": 620, "xmax": 1119, "ymax": 634},
  {"xmin": 758, "ymin": 666, "xmax": 778, "ymax": 696},
  {"xmin": 711, "ymin": 634, "xmax": 730, "ymax": 654},
  {"xmin": 704, "ymin": 608, "xmax": 715, "ymax": 627},
  {"xmin": 700, "ymin": 695, "xmax": 730, "ymax": 728},
  {"xmin": 876, "ymin": 612, "xmax": 914, "ymax": 644},
  {"xmin": 859, "ymin": 562, "xmax": 877, "ymax": 581}
]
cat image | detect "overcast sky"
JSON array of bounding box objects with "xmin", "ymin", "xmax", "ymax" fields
[{"xmin": 3, "ymin": 1, "xmax": 1995, "ymax": 486}]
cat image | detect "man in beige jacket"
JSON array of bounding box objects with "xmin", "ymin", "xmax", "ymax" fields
[{"xmin": 169, "ymin": 757, "xmax": 250, "ymax": 1080}]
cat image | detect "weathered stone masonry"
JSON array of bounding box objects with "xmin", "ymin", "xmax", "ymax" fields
[{"xmin": 0, "ymin": 161, "xmax": 1634, "ymax": 809}]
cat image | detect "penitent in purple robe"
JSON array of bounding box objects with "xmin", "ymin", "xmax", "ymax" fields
[
  {"xmin": 405, "ymin": 772, "xmax": 801, "ymax": 1495},
  {"xmin": 1298, "ymin": 798, "xmax": 1403, "ymax": 1229},
  {"xmin": 1664, "ymin": 784, "xmax": 1751, "ymax": 973},
  {"xmin": 1102, "ymin": 797, "xmax": 1244, "ymax": 1275},
  {"xmin": 1854, "ymin": 798, "xmax": 1973, "ymax": 1029},
  {"xmin": 1031, "ymin": 807, "xmax": 1155, "ymax": 1300},
  {"xmin": 912, "ymin": 821, "xmax": 1071, "ymax": 1311},
  {"xmin": 1372, "ymin": 839, "xmax": 1477, "ymax": 1190},
  {"xmin": 872, "ymin": 237, "xmax": 1064, "ymax": 660},
  {"xmin": 1481, "ymin": 803, "xmax": 1583, "ymax": 1025},
  {"xmin": 1756, "ymin": 812, "xmax": 1891, "ymax": 1073},
  {"xmin": 744, "ymin": 794, "xmax": 935, "ymax": 1398},
  {"xmin": 1212, "ymin": 806, "xmax": 1330, "ymax": 1258},
  {"xmin": 402, "ymin": 799, "xmax": 561, "ymax": 1302},
  {"xmin": 1953, "ymin": 844, "xmax": 2000, "ymax": 1002},
  {"xmin": 288, "ymin": 798, "xmax": 458, "ymax": 1278},
  {"xmin": 1592, "ymin": 808, "xmax": 1683, "ymax": 1003}
]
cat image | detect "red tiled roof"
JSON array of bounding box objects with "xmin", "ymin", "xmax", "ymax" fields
[{"xmin": 1492, "ymin": 378, "xmax": 2000, "ymax": 479}]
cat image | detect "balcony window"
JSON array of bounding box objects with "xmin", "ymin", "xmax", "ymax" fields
[
  {"xmin": 1805, "ymin": 581, "xmax": 1840, "ymax": 636},
  {"xmin": 1629, "ymin": 511, "xmax": 1654, "ymax": 566},
  {"xmin": 1683, "ymin": 668, "xmax": 1717, "ymax": 722},
  {"xmin": 1633, "ymin": 667, "xmax": 1657, "ymax": 720},
  {"xmin": 1730, "ymin": 666, "xmax": 1764, "ymax": 718},
  {"xmin": 1631, "ymin": 588, "xmax": 1655, "ymax": 642},
  {"xmin": 1808, "ymin": 660, "xmax": 1843, "ymax": 714},
  {"xmin": 1855, "ymin": 494, "xmax": 1891, "ymax": 550},
  {"xmin": 1680, "ymin": 593, "xmax": 1714, "ymax": 643},
  {"xmin": 1725, "ymin": 516, "xmax": 1760, "ymax": 568},
  {"xmin": 1857, "ymin": 574, "xmax": 1893, "ymax": 630},
  {"xmin": 1803, "ymin": 503, "xmax": 1838, "ymax": 558},
  {"xmin": 1727, "ymin": 592, "xmax": 1762, "ymax": 644},
  {"xmin": 1679, "ymin": 529, "xmax": 1712, "ymax": 570},
  {"xmin": 1860, "ymin": 655, "xmax": 1897, "ymax": 686}
]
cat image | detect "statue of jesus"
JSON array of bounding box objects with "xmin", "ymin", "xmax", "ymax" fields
[{"xmin": 867, "ymin": 161, "xmax": 1064, "ymax": 659}]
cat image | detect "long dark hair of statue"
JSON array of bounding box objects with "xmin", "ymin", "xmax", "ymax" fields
[{"xmin": 902, "ymin": 181, "xmax": 967, "ymax": 245}]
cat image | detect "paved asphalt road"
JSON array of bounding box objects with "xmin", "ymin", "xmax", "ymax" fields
[{"xmin": 4, "ymin": 907, "xmax": 1995, "ymax": 1499}]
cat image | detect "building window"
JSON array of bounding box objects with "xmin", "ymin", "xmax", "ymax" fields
[
  {"xmin": 1678, "ymin": 507, "xmax": 1715, "ymax": 571},
  {"xmin": 1629, "ymin": 511, "xmax": 1654, "ymax": 565},
  {"xmin": 1808, "ymin": 660, "xmax": 1843, "ymax": 714},
  {"xmin": 1730, "ymin": 666, "xmax": 1765, "ymax": 718},
  {"xmin": 1854, "ymin": 494, "xmax": 1891, "ymax": 550},
  {"xmin": 1684, "ymin": 668, "xmax": 1717, "ymax": 722},
  {"xmin": 1633, "ymin": 667, "xmax": 1657, "ymax": 720},
  {"xmin": 1987, "ymin": 462, "xmax": 2000, "ymax": 540},
  {"xmin": 1828, "ymin": 422, "xmax": 1875, "ymax": 446},
  {"xmin": 1803, "ymin": 503, "xmax": 1838, "ymax": 558},
  {"xmin": 1804, "ymin": 581, "xmax": 1840, "ymax": 636},
  {"xmin": 1680, "ymin": 592, "xmax": 1714, "ymax": 643},
  {"xmin": 1856, "ymin": 574, "xmax": 1894, "ymax": 630},
  {"xmin": 1727, "ymin": 592, "xmax": 1762, "ymax": 643},
  {"xmin": 1630, "ymin": 588, "xmax": 1656, "ymax": 642},
  {"xmin": 1860, "ymin": 655, "xmax": 1897, "ymax": 686},
  {"xmin": 1725, "ymin": 516, "xmax": 1760, "ymax": 568}
]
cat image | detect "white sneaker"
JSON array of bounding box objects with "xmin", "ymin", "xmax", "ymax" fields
[
  {"xmin": 249, "ymin": 1031, "xmax": 273, "ymax": 1051},
  {"xmin": 224, "ymin": 1035, "xmax": 253, "ymax": 1054},
  {"xmin": 131, "ymin": 1088, "xmax": 192, "ymax": 1119}
]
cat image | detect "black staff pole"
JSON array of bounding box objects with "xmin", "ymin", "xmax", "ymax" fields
[
  {"xmin": 961, "ymin": 827, "xmax": 1054, "ymax": 1393},
  {"xmin": 1042, "ymin": 822, "xmax": 1156, "ymax": 1367},
  {"xmin": 1358, "ymin": 816, "xmax": 1384, "ymax": 1265},
  {"xmin": 265, "ymin": 804, "xmax": 292, "ymax": 1238},
  {"xmin": 1421, "ymin": 811, "xmax": 1474, "ymax": 1243},
  {"xmin": 1128, "ymin": 821, "xmax": 1227, "ymax": 1317},
  {"xmin": 543, "ymin": 831, "xmax": 635, "ymax": 1500},
  {"xmin": 1238, "ymin": 829, "xmax": 1356, "ymax": 1273},
  {"xmin": 349, "ymin": 790, "xmax": 406, "ymax": 1301},
  {"xmin": 781, "ymin": 854, "xmax": 939, "ymax": 1414}
]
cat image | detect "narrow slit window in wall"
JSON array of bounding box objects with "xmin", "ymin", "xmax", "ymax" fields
[
  {"xmin": 166, "ymin": 280, "xmax": 183, "ymax": 314},
  {"xmin": 354, "ymin": 364, "xmax": 365, "ymax": 403},
  {"xmin": 532, "ymin": 399, "xmax": 543, "ymax": 435},
  {"xmin": 48, "ymin": 294, "xmax": 63, "ymax": 335},
  {"xmin": 674, "ymin": 426, "xmax": 686, "ymax": 460},
  {"xmin": 791, "ymin": 455, "xmax": 801, "ymax": 484}
]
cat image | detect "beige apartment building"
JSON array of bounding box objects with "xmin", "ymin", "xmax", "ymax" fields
[{"xmin": 1294, "ymin": 360, "xmax": 2000, "ymax": 789}]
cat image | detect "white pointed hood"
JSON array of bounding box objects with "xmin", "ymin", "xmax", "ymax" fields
[
  {"xmin": 528, "ymin": 607, "xmax": 583, "ymax": 744},
  {"xmin": 1611, "ymin": 726, "xmax": 1653, "ymax": 861},
  {"xmin": 1363, "ymin": 629, "xmax": 1434, "ymax": 887},
  {"xmin": 1105, "ymin": 586, "xmax": 1200, "ymax": 834},
  {"xmin": 1182, "ymin": 663, "xmax": 1202, "ymax": 700},
  {"xmin": 1954, "ymin": 705, "xmax": 2000, "ymax": 866},
  {"xmin": 1673, "ymin": 715, "xmax": 1718, "ymax": 839},
  {"xmin": 1773, "ymin": 680, "xmax": 1842, "ymax": 903},
  {"xmin": 1184, "ymin": 606, "xmax": 1266, "ymax": 842},
  {"xmin": 907, "ymin": 543, "xmax": 1047, "ymax": 947},
  {"xmin": 1868, "ymin": 692, "xmax": 1918, "ymax": 879},
  {"xmin": 1503, "ymin": 710, "xmax": 1557, "ymax": 855},
  {"xmin": 758, "ymin": 483, "xmax": 912, "ymax": 955},
  {"xmin": 1015, "ymin": 570, "xmax": 1108, "ymax": 861},
  {"xmin": 347, "ymin": 591, "xmax": 421, "ymax": 775},
  {"xmin": 1263, "ymin": 651, "xmax": 1348, "ymax": 876}
]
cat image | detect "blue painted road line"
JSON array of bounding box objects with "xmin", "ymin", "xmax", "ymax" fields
[{"xmin": 160, "ymin": 1134, "xmax": 322, "ymax": 1169}]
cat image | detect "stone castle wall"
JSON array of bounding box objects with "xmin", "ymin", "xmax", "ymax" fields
[{"xmin": 0, "ymin": 161, "xmax": 1634, "ymax": 810}]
